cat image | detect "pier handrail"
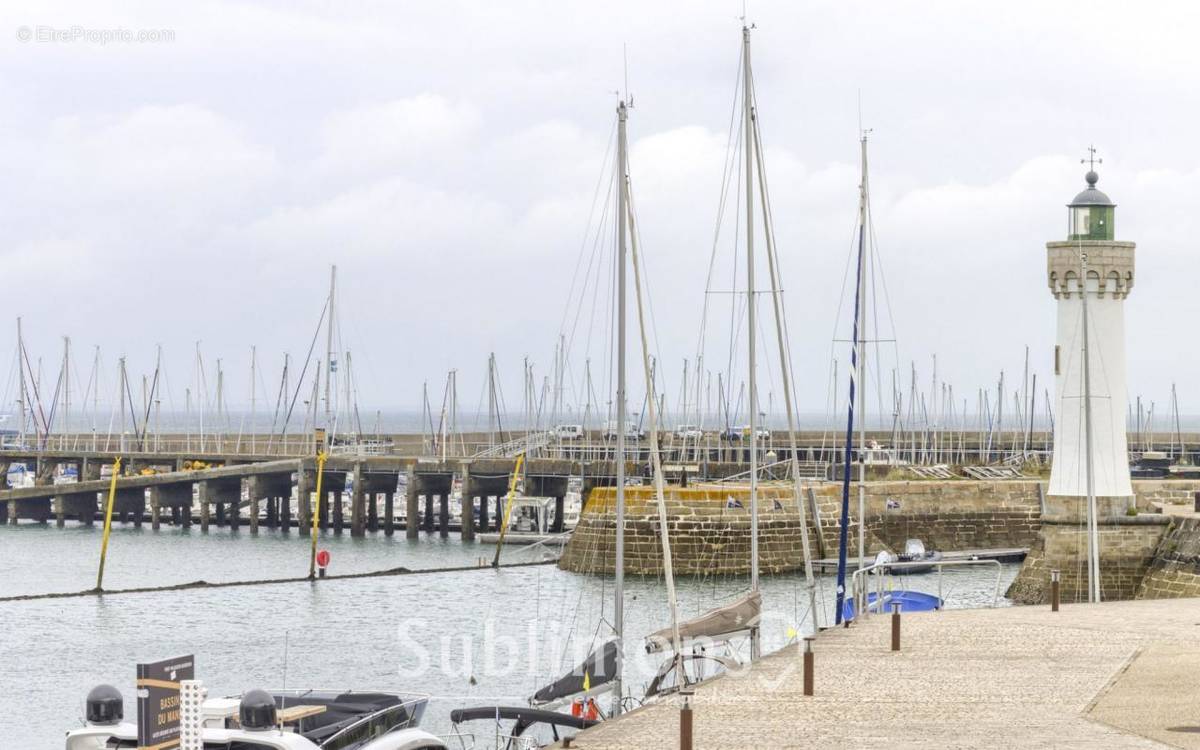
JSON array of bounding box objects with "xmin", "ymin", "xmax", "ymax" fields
[{"xmin": 848, "ymin": 558, "xmax": 1003, "ymax": 620}]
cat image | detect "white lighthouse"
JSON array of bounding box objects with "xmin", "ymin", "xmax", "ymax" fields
[{"xmin": 1047, "ymin": 153, "xmax": 1135, "ymax": 504}]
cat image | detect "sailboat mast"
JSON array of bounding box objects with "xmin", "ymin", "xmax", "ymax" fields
[
  {"xmin": 17, "ymin": 318, "xmax": 25, "ymax": 448},
  {"xmin": 62, "ymin": 336, "xmax": 71, "ymax": 450},
  {"xmin": 613, "ymin": 99, "xmax": 628, "ymax": 714},
  {"xmin": 749, "ymin": 82, "xmax": 820, "ymax": 629},
  {"xmin": 91, "ymin": 345, "xmax": 99, "ymax": 452},
  {"xmin": 742, "ymin": 27, "xmax": 761, "ymax": 642},
  {"xmin": 1080, "ymin": 248, "xmax": 1101, "ymax": 602},
  {"xmin": 835, "ymin": 137, "xmax": 870, "ymax": 625},
  {"xmin": 324, "ymin": 264, "xmax": 337, "ymax": 426},
  {"xmin": 250, "ymin": 345, "xmax": 257, "ymax": 454},
  {"xmin": 856, "ymin": 134, "xmax": 870, "ymax": 577}
]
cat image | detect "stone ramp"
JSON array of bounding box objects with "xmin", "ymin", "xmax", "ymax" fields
[{"xmin": 563, "ymin": 598, "xmax": 1200, "ymax": 749}]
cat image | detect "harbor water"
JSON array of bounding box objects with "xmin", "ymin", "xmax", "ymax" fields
[{"xmin": 0, "ymin": 522, "xmax": 1018, "ymax": 748}]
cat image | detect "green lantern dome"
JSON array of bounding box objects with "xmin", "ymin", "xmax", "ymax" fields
[{"xmin": 1068, "ymin": 169, "xmax": 1115, "ymax": 241}]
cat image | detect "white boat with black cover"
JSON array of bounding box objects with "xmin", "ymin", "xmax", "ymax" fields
[{"xmin": 65, "ymin": 684, "xmax": 446, "ymax": 750}]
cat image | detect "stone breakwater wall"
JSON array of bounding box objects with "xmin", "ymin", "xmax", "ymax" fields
[
  {"xmin": 557, "ymin": 484, "xmax": 868, "ymax": 576},
  {"xmin": 560, "ymin": 479, "xmax": 1200, "ymax": 579},
  {"xmin": 1136, "ymin": 517, "xmax": 1200, "ymax": 599},
  {"xmin": 559, "ymin": 480, "xmax": 1044, "ymax": 576},
  {"xmin": 1005, "ymin": 480, "xmax": 1200, "ymax": 604},
  {"xmin": 1006, "ymin": 513, "xmax": 1170, "ymax": 604}
]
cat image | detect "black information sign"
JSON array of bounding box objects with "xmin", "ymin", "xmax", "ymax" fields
[{"xmin": 136, "ymin": 654, "xmax": 194, "ymax": 750}]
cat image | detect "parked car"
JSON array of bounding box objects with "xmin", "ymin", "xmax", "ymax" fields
[
  {"xmin": 719, "ymin": 426, "xmax": 742, "ymax": 442},
  {"xmin": 674, "ymin": 425, "xmax": 704, "ymax": 440}
]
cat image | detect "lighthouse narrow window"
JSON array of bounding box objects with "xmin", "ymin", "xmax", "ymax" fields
[{"xmin": 1072, "ymin": 207, "xmax": 1090, "ymax": 236}]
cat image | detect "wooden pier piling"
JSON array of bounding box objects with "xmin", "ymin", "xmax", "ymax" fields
[
  {"xmin": 350, "ymin": 463, "xmax": 365, "ymax": 537},
  {"xmin": 333, "ymin": 488, "xmax": 344, "ymax": 534},
  {"xmin": 150, "ymin": 487, "xmax": 162, "ymax": 530},
  {"xmin": 198, "ymin": 482, "xmax": 210, "ymax": 532}
]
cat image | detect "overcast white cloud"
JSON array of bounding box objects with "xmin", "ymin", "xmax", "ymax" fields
[{"xmin": 1, "ymin": 0, "xmax": 1198, "ymax": 426}]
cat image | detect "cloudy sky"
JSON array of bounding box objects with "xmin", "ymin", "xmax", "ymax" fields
[{"xmin": 2, "ymin": 0, "xmax": 1198, "ymax": 427}]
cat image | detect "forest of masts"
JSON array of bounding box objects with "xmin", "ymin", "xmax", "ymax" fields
[{"xmin": 3, "ymin": 313, "xmax": 1189, "ymax": 464}]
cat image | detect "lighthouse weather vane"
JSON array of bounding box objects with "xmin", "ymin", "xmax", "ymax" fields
[{"xmin": 1083, "ymin": 144, "xmax": 1102, "ymax": 171}]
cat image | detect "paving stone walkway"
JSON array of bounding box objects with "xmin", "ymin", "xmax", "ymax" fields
[{"xmin": 564, "ymin": 597, "xmax": 1200, "ymax": 749}]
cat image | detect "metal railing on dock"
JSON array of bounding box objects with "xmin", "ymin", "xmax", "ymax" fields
[{"xmin": 849, "ymin": 558, "xmax": 1004, "ymax": 619}]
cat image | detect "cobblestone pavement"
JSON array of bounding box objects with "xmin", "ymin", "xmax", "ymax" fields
[{"xmin": 563, "ymin": 598, "xmax": 1200, "ymax": 749}]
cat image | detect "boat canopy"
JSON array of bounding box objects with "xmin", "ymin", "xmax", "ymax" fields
[
  {"xmin": 449, "ymin": 705, "xmax": 599, "ymax": 739},
  {"xmin": 645, "ymin": 591, "xmax": 761, "ymax": 653},
  {"xmin": 531, "ymin": 639, "xmax": 619, "ymax": 705}
]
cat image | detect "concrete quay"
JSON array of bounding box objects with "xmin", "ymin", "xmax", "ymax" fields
[{"xmin": 565, "ymin": 597, "xmax": 1200, "ymax": 749}]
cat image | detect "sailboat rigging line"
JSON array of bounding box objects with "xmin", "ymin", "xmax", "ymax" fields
[
  {"xmin": 277, "ymin": 298, "xmax": 329, "ymax": 441},
  {"xmin": 625, "ymin": 148, "xmax": 686, "ymax": 695},
  {"xmin": 695, "ymin": 45, "xmax": 746, "ymax": 366},
  {"xmin": 121, "ymin": 364, "xmax": 141, "ymax": 447},
  {"xmin": 135, "ymin": 364, "xmax": 161, "ymax": 450},
  {"xmin": 559, "ymin": 117, "xmax": 618, "ymax": 340},
  {"xmin": 624, "ymin": 182, "xmax": 673, "ymax": 407},
  {"xmin": 749, "ymin": 86, "xmax": 820, "ymax": 631},
  {"xmin": 834, "ymin": 174, "xmax": 867, "ymax": 626},
  {"xmin": 19, "ymin": 339, "xmax": 51, "ymax": 439}
]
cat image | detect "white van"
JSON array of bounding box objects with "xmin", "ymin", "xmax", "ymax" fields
[{"xmin": 554, "ymin": 424, "xmax": 584, "ymax": 440}]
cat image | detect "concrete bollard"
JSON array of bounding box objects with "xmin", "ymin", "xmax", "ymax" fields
[
  {"xmin": 679, "ymin": 689, "xmax": 694, "ymax": 750},
  {"xmin": 891, "ymin": 601, "xmax": 902, "ymax": 651},
  {"xmin": 1051, "ymin": 569, "xmax": 1061, "ymax": 612},
  {"xmin": 803, "ymin": 637, "xmax": 814, "ymax": 696}
]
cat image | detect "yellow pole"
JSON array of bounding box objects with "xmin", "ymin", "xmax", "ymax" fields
[
  {"xmin": 95, "ymin": 457, "xmax": 122, "ymax": 591},
  {"xmin": 491, "ymin": 453, "xmax": 525, "ymax": 568},
  {"xmin": 309, "ymin": 452, "xmax": 328, "ymax": 579}
]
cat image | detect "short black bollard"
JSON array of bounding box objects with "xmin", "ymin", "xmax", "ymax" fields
[
  {"xmin": 680, "ymin": 689, "xmax": 694, "ymax": 750},
  {"xmin": 803, "ymin": 637, "xmax": 814, "ymax": 696},
  {"xmin": 1051, "ymin": 569, "xmax": 1061, "ymax": 612},
  {"xmin": 891, "ymin": 601, "xmax": 902, "ymax": 651}
]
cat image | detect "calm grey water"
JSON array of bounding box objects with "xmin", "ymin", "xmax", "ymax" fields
[{"xmin": 0, "ymin": 522, "xmax": 1017, "ymax": 748}]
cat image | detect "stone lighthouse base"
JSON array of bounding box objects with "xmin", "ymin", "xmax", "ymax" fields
[{"xmin": 1007, "ymin": 494, "xmax": 1170, "ymax": 604}]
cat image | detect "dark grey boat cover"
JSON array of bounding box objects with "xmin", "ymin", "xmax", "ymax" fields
[
  {"xmin": 645, "ymin": 590, "xmax": 762, "ymax": 653},
  {"xmin": 530, "ymin": 640, "xmax": 619, "ymax": 705}
]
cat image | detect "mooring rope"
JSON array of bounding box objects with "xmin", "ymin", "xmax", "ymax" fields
[{"xmin": 0, "ymin": 559, "xmax": 556, "ymax": 603}]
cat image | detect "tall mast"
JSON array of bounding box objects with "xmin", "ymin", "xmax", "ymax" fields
[
  {"xmin": 835, "ymin": 135, "xmax": 871, "ymax": 625},
  {"xmin": 324, "ymin": 264, "xmax": 337, "ymax": 425},
  {"xmin": 742, "ymin": 26, "xmax": 761, "ymax": 660},
  {"xmin": 749, "ymin": 72, "xmax": 820, "ymax": 630},
  {"xmin": 612, "ymin": 98, "xmax": 628, "ymax": 715},
  {"xmin": 216, "ymin": 358, "xmax": 225, "ymax": 451},
  {"xmin": 153, "ymin": 345, "xmax": 161, "ymax": 452},
  {"xmin": 623, "ymin": 103, "xmax": 685, "ymax": 697},
  {"xmin": 16, "ymin": 318, "xmax": 25, "ymax": 448},
  {"xmin": 856, "ymin": 133, "xmax": 870, "ymax": 584},
  {"xmin": 118, "ymin": 356, "xmax": 127, "ymax": 452},
  {"xmin": 196, "ymin": 343, "xmax": 205, "ymax": 452},
  {"xmin": 250, "ymin": 345, "xmax": 257, "ymax": 454},
  {"xmin": 1080, "ymin": 249, "xmax": 1101, "ymax": 602},
  {"xmin": 488, "ymin": 353, "xmax": 497, "ymax": 448},
  {"xmin": 62, "ymin": 336, "xmax": 71, "ymax": 450}
]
